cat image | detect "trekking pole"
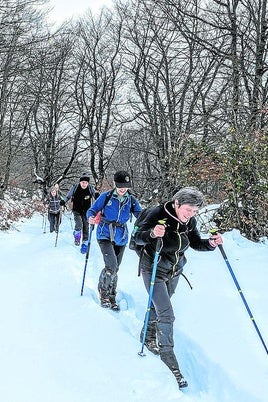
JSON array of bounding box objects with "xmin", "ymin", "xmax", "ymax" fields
[
  {"xmin": 54, "ymin": 209, "xmax": 62, "ymax": 247},
  {"xmin": 55, "ymin": 228, "xmax": 59, "ymax": 247},
  {"xmin": 43, "ymin": 215, "xmax": 47, "ymax": 234},
  {"xmin": 68, "ymin": 210, "xmax": 74, "ymax": 230},
  {"xmin": 210, "ymin": 228, "xmax": 268, "ymax": 355},
  {"xmin": 80, "ymin": 224, "xmax": 94, "ymax": 296},
  {"xmin": 42, "ymin": 213, "xmax": 45, "ymax": 232},
  {"xmin": 138, "ymin": 237, "xmax": 162, "ymax": 356}
]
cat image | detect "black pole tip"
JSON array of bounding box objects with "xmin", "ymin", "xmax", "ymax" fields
[{"xmin": 138, "ymin": 351, "xmax": 146, "ymax": 357}]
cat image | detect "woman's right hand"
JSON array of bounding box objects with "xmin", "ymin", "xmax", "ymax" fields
[
  {"xmin": 88, "ymin": 216, "xmax": 96, "ymax": 225},
  {"xmin": 150, "ymin": 224, "xmax": 166, "ymax": 238}
]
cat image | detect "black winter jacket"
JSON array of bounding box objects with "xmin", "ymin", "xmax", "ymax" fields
[
  {"xmin": 135, "ymin": 201, "xmax": 215, "ymax": 273},
  {"xmin": 65, "ymin": 183, "xmax": 95, "ymax": 213}
]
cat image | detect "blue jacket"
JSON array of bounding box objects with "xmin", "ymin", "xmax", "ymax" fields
[{"xmin": 86, "ymin": 190, "xmax": 142, "ymax": 246}]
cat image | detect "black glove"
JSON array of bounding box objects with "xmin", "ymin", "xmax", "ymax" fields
[{"xmin": 60, "ymin": 200, "xmax": 65, "ymax": 206}]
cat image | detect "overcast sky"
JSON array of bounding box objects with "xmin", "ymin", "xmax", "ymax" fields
[{"xmin": 48, "ymin": 0, "xmax": 113, "ymax": 23}]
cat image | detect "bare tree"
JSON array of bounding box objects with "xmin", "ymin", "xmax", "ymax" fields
[
  {"xmin": 0, "ymin": 0, "xmax": 48, "ymax": 191},
  {"xmin": 72, "ymin": 10, "xmax": 124, "ymax": 188},
  {"xmin": 159, "ymin": 0, "xmax": 268, "ymax": 135},
  {"xmin": 25, "ymin": 28, "xmax": 85, "ymax": 193},
  {"xmin": 116, "ymin": 0, "xmax": 225, "ymax": 200}
]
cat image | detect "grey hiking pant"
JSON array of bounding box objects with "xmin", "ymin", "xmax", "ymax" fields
[
  {"xmin": 140, "ymin": 252, "xmax": 182, "ymax": 373},
  {"xmin": 48, "ymin": 212, "xmax": 61, "ymax": 232},
  {"xmin": 140, "ymin": 253, "xmax": 180, "ymax": 325},
  {"xmin": 73, "ymin": 210, "xmax": 89, "ymax": 242},
  {"xmin": 98, "ymin": 240, "xmax": 125, "ymax": 295},
  {"xmin": 140, "ymin": 253, "xmax": 181, "ymax": 344}
]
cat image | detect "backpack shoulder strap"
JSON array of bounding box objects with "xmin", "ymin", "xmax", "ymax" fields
[
  {"xmin": 88, "ymin": 183, "xmax": 96, "ymax": 198},
  {"xmin": 102, "ymin": 189, "xmax": 114, "ymax": 211},
  {"xmin": 130, "ymin": 194, "xmax": 136, "ymax": 210},
  {"xmin": 129, "ymin": 194, "xmax": 138, "ymax": 221},
  {"xmin": 70, "ymin": 183, "xmax": 79, "ymax": 200}
]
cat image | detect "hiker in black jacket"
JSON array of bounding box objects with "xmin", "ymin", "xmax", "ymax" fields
[
  {"xmin": 134, "ymin": 187, "xmax": 223, "ymax": 389},
  {"xmin": 63, "ymin": 173, "xmax": 96, "ymax": 254}
]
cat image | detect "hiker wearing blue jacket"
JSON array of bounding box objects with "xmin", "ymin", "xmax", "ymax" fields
[{"xmin": 87, "ymin": 170, "xmax": 142, "ymax": 310}]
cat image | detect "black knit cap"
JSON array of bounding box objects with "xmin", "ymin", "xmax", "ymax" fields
[
  {"xmin": 79, "ymin": 173, "xmax": 90, "ymax": 183},
  {"xmin": 114, "ymin": 170, "xmax": 131, "ymax": 188}
]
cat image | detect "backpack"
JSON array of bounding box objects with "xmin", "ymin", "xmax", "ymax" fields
[{"xmin": 129, "ymin": 206, "xmax": 155, "ymax": 256}]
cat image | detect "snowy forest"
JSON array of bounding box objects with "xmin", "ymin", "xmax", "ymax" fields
[{"xmin": 0, "ymin": 0, "xmax": 267, "ymax": 241}]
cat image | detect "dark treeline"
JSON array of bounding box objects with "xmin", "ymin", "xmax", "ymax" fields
[{"xmin": 0, "ymin": 0, "xmax": 267, "ymax": 240}]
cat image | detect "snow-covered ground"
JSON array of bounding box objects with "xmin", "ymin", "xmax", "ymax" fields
[{"xmin": 0, "ymin": 211, "xmax": 267, "ymax": 402}]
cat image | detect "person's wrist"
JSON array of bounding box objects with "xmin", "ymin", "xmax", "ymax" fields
[
  {"xmin": 150, "ymin": 229, "xmax": 157, "ymax": 238},
  {"xmin": 209, "ymin": 239, "xmax": 217, "ymax": 247}
]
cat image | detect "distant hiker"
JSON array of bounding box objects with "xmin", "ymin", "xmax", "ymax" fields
[
  {"xmin": 62, "ymin": 173, "xmax": 96, "ymax": 254},
  {"xmin": 45, "ymin": 186, "xmax": 63, "ymax": 233},
  {"xmin": 132, "ymin": 187, "xmax": 223, "ymax": 389},
  {"xmin": 87, "ymin": 170, "xmax": 142, "ymax": 311}
]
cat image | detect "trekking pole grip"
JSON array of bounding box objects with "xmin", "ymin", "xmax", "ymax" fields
[
  {"xmin": 154, "ymin": 219, "xmax": 165, "ymax": 253},
  {"xmin": 210, "ymin": 228, "xmax": 228, "ymax": 259}
]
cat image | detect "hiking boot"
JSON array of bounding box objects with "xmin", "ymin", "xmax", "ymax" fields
[
  {"xmin": 73, "ymin": 230, "xmax": 81, "ymax": 246},
  {"xmin": 110, "ymin": 302, "xmax": 120, "ymax": 311},
  {"xmin": 99, "ymin": 290, "xmax": 111, "ymax": 308},
  {"xmin": 159, "ymin": 348, "xmax": 187, "ymax": 388},
  {"xmin": 80, "ymin": 243, "xmax": 88, "ymax": 254},
  {"xmin": 172, "ymin": 369, "xmax": 188, "ymax": 389},
  {"xmin": 109, "ymin": 295, "xmax": 120, "ymax": 312},
  {"xmin": 145, "ymin": 340, "xmax": 159, "ymax": 355},
  {"xmin": 100, "ymin": 297, "xmax": 111, "ymax": 308}
]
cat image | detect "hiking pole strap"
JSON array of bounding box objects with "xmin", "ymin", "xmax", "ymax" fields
[{"xmin": 108, "ymin": 223, "xmax": 115, "ymax": 244}]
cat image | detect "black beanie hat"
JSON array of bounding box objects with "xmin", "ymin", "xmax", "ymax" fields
[
  {"xmin": 114, "ymin": 170, "xmax": 131, "ymax": 188},
  {"xmin": 79, "ymin": 173, "xmax": 90, "ymax": 183}
]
